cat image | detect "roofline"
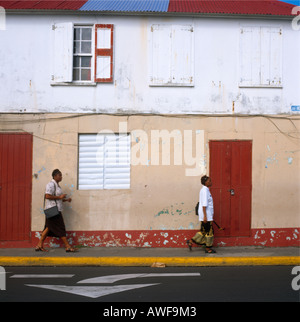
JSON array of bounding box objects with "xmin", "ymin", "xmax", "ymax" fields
[{"xmin": 5, "ymin": 9, "xmax": 296, "ymax": 20}]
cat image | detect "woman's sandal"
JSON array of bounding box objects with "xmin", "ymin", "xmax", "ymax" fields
[
  {"xmin": 65, "ymin": 247, "xmax": 78, "ymax": 253},
  {"xmin": 186, "ymin": 240, "xmax": 193, "ymax": 251},
  {"xmin": 35, "ymin": 246, "xmax": 48, "ymax": 252}
]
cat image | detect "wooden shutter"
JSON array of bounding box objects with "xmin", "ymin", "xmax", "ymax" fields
[
  {"xmin": 240, "ymin": 27, "xmax": 282, "ymax": 87},
  {"xmin": 150, "ymin": 24, "xmax": 172, "ymax": 85},
  {"xmin": 95, "ymin": 24, "xmax": 114, "ymax": 83},
  {"xmin": 104, "ymin": 134, "xmax": 131, "ymax": 189},
  {"xmin": 171, "ymin": 25, "xmax": 194, "ymax": 86},
  {"xmin": 239, "ymin": 27, "xmax": 260, "ymax": 87},
  {"xmin": 267, "ymin": 27, "xmax": 282, "ymax": 86},
  {"xmin": 52, "ymin": 22, "xmax": 73, "ymax": 83},
  {"xmin": 150, "ymin": 24, "xmax": 194, "ymax": 86},
  {"xmin": 78, "ymin": 134, "xmax": 104, "ymax": 190},
  {"xmin": 78, "ymin": 134, "xmax": 130, "ymax": 190}
]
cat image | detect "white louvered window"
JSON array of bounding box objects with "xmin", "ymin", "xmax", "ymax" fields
[{"xmin": 78, "ymin": 134, "xmax": 130, "ymax": 190}]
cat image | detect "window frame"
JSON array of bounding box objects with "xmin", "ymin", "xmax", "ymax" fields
[
  {"xmin": 51, "ymin": 23, "xmax": 114, "ymax": 86},
  {"xmin": 72, "ymin": 24, "xmax": 94, "ymax": 84}
]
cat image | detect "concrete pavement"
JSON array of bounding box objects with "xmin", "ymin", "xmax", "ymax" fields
[{"xmin": 0, "ymin": 246, "xmax": 299, "ymax": 266}]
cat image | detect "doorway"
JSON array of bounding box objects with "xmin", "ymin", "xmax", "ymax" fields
[
  {"xmin": 209, "ymin": 140, "xmax": 252, "ymax": 237},
  {"xmin": 0, "ymin": 133, "xmax": 32, "ymax": 241}
]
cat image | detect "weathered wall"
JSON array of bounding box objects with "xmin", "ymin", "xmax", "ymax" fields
[
  {"xmin": 0, "ymin": 14, "xmax": 299, "ymax": 114},
  {"xmin": 0, "ymin": 113, "xmax": 299, "ymax": 247}
]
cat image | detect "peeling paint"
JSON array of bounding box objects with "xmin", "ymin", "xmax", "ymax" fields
[
  {"xmin": 27, "ymin": 227, "xmax": 300, "ymax": 249},
  {"xmin": 265, "ymin": 153, "xmax": 278, "ymax": 168}
]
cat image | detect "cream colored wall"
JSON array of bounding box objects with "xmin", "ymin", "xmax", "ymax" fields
[{"xmin": 0, "ymin": 113, "xmax": 299, "ymax": 232}]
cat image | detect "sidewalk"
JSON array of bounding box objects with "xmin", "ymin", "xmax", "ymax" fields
[{"xmin": 0, "ymin": 246, "xmax": 299, "ymax": 266}]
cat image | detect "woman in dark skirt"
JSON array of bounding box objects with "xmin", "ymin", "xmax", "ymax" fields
[{"xmin": 35, "ymin": 169, "xmax": 77, "ymax": 252}]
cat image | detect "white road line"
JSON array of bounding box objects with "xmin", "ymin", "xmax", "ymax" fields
[
  {"xmin": 25, "ymin": 283, "xmax": 159, "ymax": 299},
  {"xmin": 10, "ymin": 274, "xmax": 74, "ymax": 278},
  {"xmin": 77, "ymin": 273, "xmax": 201, "ymax": 284}
]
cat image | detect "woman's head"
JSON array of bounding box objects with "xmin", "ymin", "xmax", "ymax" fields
[
  {"xmin": 201, "ymin": 175, "xmax": 212, "ymax": 187},
  {"xmin": 52, "ymin": 169, "xmax": 62, "ymax": 182}
]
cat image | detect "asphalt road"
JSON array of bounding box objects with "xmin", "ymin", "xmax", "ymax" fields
[{"xmin": 0, "ymin": 266, "xmax": 299, "ymax": 304}]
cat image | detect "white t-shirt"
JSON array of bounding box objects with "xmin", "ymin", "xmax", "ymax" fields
[
  {"xmin": 198, "ymin": 186, "xmax": 214, "ymax": 221},
  {"xmin": 44, "ymin": 179, "xmax": 63, "ymax": 212}
]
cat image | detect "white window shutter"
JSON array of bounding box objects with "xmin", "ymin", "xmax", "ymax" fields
[
  {"xmin": 150, "ymin": 24, "xmax": 172, "ymax": 85},
  {"xmin": 240, "ymin": 27, "xmax": 261, "ymax": 87},
  {"xmin": 78, "ymin": 134, "xmax": 104, "ymax": 190},
  {"xmin": 239, "ymin": 27, "xmax": 252, "ymax": 86},
  {"xmin": 171, "ymin": 25, "xmax": 194, "ymax": 86},
  {"xmin": 251, "ymin": 27, "xmax": 261, "ymax": 86},
  {"xmin": 52, "ymin": 22, "xmax": 73, "ymax": 83},
  {"xmin": 78, "ymin": 134, "xmax": 130, "ymax": 190},
  {"xmin": 260, "ymin": 27, "xmax": 271, "ymax": 86},
  {"xmin": 103, "ymin": 134, "xmax": 131, "ymax": 189},
  {"xmin": 240, "ymin": 26, "xmax": 282, "ymax": 87},
  {"xmin": 269, "ymin": 28, "xmax": 282, "ymax": 86}
]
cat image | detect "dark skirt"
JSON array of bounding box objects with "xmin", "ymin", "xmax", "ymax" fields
[{"xmin": 43, "ymin": 212, "xmax": 66, "ymax": 238}]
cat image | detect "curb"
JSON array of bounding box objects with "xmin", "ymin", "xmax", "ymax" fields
[{"xmin": 0, "ymin": 256, "xmax": 299, "ymax": 267}]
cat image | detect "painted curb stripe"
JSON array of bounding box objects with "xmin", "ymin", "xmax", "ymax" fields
[{"xmin": 0, "ymin": 256, "xmax": 299, "ymax": 266}]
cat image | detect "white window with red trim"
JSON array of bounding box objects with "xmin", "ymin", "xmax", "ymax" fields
[{"xmin": 51, "ymin": 23, "xmax": 114, "ymax": 85}]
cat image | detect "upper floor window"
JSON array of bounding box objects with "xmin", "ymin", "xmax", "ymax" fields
[
  {"xmin": 239, "ymin": 26, "xmax": 282, "ymax": 87},
  {"xmin": 150, "ymin": 24, "xmax": 194, "ymax": 87},
  {"xmin": 73, "ymin": 26, "xmax": 93, "ymax": 82},
  {"xmin": 51, "ymin": 23, "xmax": 114, "ymax": 85}
]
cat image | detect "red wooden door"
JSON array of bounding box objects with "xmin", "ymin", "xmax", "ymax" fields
[
  {"xmin": 209, "ymin": 140, "xmax": 252, "ymax": 237},
  {"xmin": 0, "ymin": 133, "xmax": 32, "ymax": 241}
]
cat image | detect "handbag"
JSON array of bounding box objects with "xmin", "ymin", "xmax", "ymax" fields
[{"xmin": 43, "ymin": 182, "xmax": 60, "ymax": 219}]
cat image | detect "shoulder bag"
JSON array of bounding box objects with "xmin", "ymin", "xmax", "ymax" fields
[{"xmin": 43, "ymin": 182, "xmax": 60, "ymax": 219}]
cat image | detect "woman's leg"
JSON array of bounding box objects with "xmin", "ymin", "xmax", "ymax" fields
[
  {"xmin": 61, "ymin": 237, "xmax": 77, "ymax": 252},
  {"xmin": 205, "ymin": 223, "xmax": 216, "ymax": 253},
  {"xmin": 36, "ymin": 227, "xmax": 49, "ymax": 251}
]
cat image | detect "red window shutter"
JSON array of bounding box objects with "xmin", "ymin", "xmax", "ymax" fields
[{"xmin": 95, "ymin": 24, "xmax": 114, "ymax": 83}]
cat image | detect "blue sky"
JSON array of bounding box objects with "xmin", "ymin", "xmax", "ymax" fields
[{"xmin": 280, "ymin": 0, "xmax": 300, "ymax": 5}]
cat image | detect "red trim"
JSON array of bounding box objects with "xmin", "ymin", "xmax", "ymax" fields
[
  {"xmin": 1, "ymin": 228, "xmax": 299, "ymax": 248},
  {"xmin": 94, "ymin": 24, "xmax": 114, "ymax": 83}
]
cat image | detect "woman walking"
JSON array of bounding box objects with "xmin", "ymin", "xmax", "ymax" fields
[
  {"xmin": 187, "ymin": 175, "xmax": 216, "ymax": 253},
  {"xmin": 35, "ymin": 169, "xmax": 77, "ymax": 252}
]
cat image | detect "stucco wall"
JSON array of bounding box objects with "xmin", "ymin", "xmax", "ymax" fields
[
  {"xmin": 0, "ymin": 113, "xmax": 299, "ymax": 234},
  {"xmin": 0, "ymin": 14, "xmax": 299, "ymax": 114}
]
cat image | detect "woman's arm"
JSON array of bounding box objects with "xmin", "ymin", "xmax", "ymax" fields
[
  {"xmin": 203, "ymin": 206, "xmax": 207, "ymax": 223},
  {"xmin": 45, "ymin": 194, "xmax": 66, "ymax": 200},
  {"xmin": 63, "ymin": 197, "xmax": 72, "ymax": 202}
]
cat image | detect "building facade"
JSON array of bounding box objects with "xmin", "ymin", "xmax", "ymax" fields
[{"xmin": 0, "ymin": 0, "xmax": 299, "ymax": 248}]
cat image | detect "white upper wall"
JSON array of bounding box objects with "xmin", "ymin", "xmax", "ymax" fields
[{"xmin": 0, "ymin": 13, "xmax": 299, "ymax": 114}]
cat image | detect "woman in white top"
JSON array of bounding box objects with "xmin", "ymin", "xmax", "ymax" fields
[
  {"xmin": 187, "ymin": 175, "xmax": 216, "ymax": 253},
  {"xmin": 35, "ymin": 169, "xmax": 76, "ymax": 252}
]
